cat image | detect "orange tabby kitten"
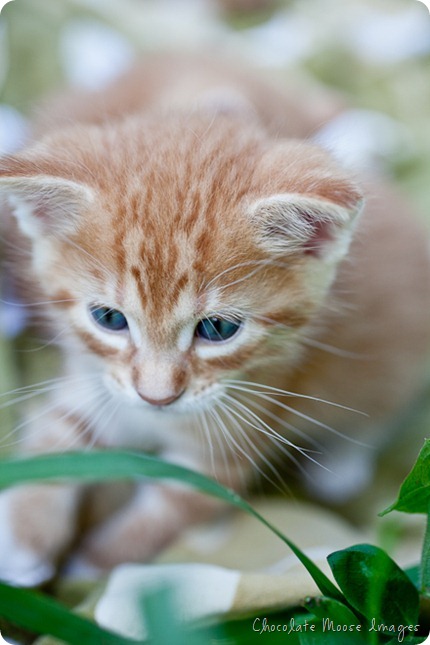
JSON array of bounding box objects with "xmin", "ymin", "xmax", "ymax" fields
[{"xmin": 0, "ymin": 54, "xmax": 429, "ymax": 585}]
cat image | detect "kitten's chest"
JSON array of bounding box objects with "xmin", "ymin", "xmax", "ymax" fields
[
  {"xmin": 64, "ymin": 384, "xmax": 194, "ymax": 455},
  {"xmin": 99, "ymin": 405, "xmax": 188, "ymax": 452}
]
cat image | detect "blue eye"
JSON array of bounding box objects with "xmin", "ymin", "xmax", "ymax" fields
[
  {"xmin": 90, "ymin": 306, "xmax": 128, "ymax": 332},
  {"xmin": 195, "ymin": 317, "xmax": 242, "ymax": 342}
]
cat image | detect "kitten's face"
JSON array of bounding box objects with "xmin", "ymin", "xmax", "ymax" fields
[{"xmin": 0, "ymin": 115, "xmax": 362, "ymax": 414}]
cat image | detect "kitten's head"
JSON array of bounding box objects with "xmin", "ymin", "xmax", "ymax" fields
[{"xmin": 0, "ymin": 114, "xmax": 363, "ymax": 413}]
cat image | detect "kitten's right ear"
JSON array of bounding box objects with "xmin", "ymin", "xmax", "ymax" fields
[
  {"xmin": 0, "ymin": 168, "xmax": 94, "ymax": 239},
  {"xmin": 248, "ymin": 190, "xmax": 363, "ymax": 264}
]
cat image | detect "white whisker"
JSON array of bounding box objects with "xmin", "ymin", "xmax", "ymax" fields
[
  {"xmin": 232, "ymin": 391, "xmax": 324, "ymax": 451},
  {"xmin": 221, "ymin": 392, "xmax": 322, "ymax": 463},
  {"xmin": 17, "ymin": 327, "xmax": 71, "ymax": 353},
  {"xmin": 51, "ymin": 389, "xmax": 110, "ymax": 453},
  {"xmin": 300, "ymin": 335, "xmax": 366, "ymax": 359},
  {"xmin": 0, "ymin": 373, "xmax": 100, "ymax": 404},
  {"xmin": 235, "ymin": 389, "xmax": 370, "ymax": 448},
  {"xmin": 226, "ymin": 395, "xmax": 334, "ymax": 480},
  {"xmin": 57, "ymin": 233, "xmax": 113, "ymax": 282},
  {"xmin": 217, "ymin": 398, "xmax": 290, "ymax": 493},
  {"xmin": 210, "ymin": 401, "xmax": 254, "ymax": 490},
  {"xmin": 207, "ymin": 406, "xmax": 237, "ymax": 487},
  {"xmin": 198, "ymin": 409, "xmax": 217, "ymax": 480},
  {"xmin": 0, "ymin": 297, "xmax": 80, "ymax": 309},
  {"xmin": 84, "ymin": 395, "xmax": 122, "ymax": 451},
  {"xmin": 0, "ymin": 379, "xmax": 104, "ymax": 450},
  {"xmin": 223, "ymin": 379, "xmax": 367, "ymax": 416},
  {"xmin": 202, "ymin": 258, "xmax": 290, "ymax": 294}
]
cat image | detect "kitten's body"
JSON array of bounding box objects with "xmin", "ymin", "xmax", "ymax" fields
[{"xmin": 0, "ymin": 55, "xmax": 429, "ymax": 584}]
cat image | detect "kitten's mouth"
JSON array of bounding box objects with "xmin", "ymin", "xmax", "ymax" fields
[
  {"xmin": 137, "ymin": 384, "xmax": 223, "ymax": 414},
  {"xmin": 136, "ymin": 390, "xmax": 185, "ymax": 408}
]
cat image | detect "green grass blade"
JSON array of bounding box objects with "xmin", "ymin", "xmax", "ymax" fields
[
  {"xmin": 238, "ymin": 501, "xmax": 343, "ymax": 601},
  {"xmin": 0, "ymin": 582, "xmax": 134, "ymax": 645},
  {"xmin": 0, "ymin": 451, "xmax": 236, "ymax": 501},
  {"xmin": 0, "ymin": 450, "xmax": 343, "ymax": 601}
]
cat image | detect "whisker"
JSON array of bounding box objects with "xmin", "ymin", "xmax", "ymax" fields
[
  {"xmin": 225, "ymin": 393, "xmax": 326, "ymax": 482},
  {"xmin": 57, "ymin": 232, "xmax": 113, "ymax": 282},
  {"xmin": 0, "ymin": 387, "xmax": 70, "ymax": 411},
  {"xmin": 223, "ymin": 379, "xmax": 367, "ymax": 416},
  {"xmin": 51, "ymin": 389, "xmax": 110, "ymax": 453},
  {"xmin": 84, "ymin": 394, "xmax": 121, "ymax": 451},
  {"xmin": 221, "ymin": 393, "xmax": 335, "ymax": 478},
  {"xmin": 232, "ymin": 390, "xmax": 324, "ymax": 451},
  {"xmin": 202, "ymin": 258, "xmax": 290, "ymax": 293},
  {"xmin": 212, "ymin": 400, "xmax": 264, "ymax": 492},
  {"xmin": 207, "ymin": 406, "xmax": 237, "ymax": 488},
  {"xmin": 0, "ymin": 297, "xmax": 80, "ymax": 309},
  {"xmin": 213, "ymin": 406, "xmax": 250, "ymax": 493},
  {"xmin": 217, "ymin": 398, "xmax": 290, "ymax": 494},
  {"xmin": 0, "ymin": 233, "xmax": 33, "ymax": 257},
  {"xmin": 245, "ymin": 311, "xmax": 365, "ymax": 359},
  {"xmin": 198, "ymin": 409, "xmax": 217, "ymax": 481},
  {"xmin": 0, "ymin": 373, "xmax": 101, "ymax": 401},
  {"xmin": 237, "ymin": 389, "xmax": 370, "ymax": 448},
  {"xmin": 300, "ymin": 335, "xmax": 366, "ymax": 359},
  {"xmin": 221, "ymin": 392, "xmax": 322, "ymax": 464},
  {"xmin": 17, "ymin": 327, "xmax": 71, "ymax": 353},
  {"xmin": 0, "ymin": 380, "xmax": 104, "ymax": 450}
]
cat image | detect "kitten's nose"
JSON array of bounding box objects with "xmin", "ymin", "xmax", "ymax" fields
[{"xmin": 138, "ymin": 390, "xmax": 185, "ymax": 407}]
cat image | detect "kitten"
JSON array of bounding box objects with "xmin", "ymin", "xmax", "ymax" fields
[{"xmin": 0, "ymin": 54, "xmax": 429, "ymax": 586}]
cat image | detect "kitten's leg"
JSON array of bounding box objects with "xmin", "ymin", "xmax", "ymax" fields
[
  {"xmin": 76, "ymin": 482, "xmax": 227, "ymax": 569},
  {"xmin": 0, "ymin": 483, "xmax": 81, "ymax": 586},
  {"xmin": 0, "ymin": 409, "xmax": 87, "ymax": 586},
  {"xmin": 76, "ymin": 447, "xmax": 246, "ymax": 570}
]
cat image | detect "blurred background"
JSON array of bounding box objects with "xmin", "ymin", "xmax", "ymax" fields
[
  {"xmin": 1, "ymin": 0, "xmax": 430, "ymax": 194},
  {"xmin": 0, "ymin": 0, "xmax": 429, "ymax": 518}
]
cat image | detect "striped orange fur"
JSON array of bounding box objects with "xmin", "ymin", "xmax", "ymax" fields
[{"xmin": 0, "ymin": 54, "xmax": 429, "ymax": 579}]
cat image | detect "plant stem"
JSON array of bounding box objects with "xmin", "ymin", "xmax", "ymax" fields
[{"xmin": 420, "ymin": 501, "xmax": 430, "ymax": 597}]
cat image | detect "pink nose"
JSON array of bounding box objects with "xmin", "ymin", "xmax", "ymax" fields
[{"xmin": 138, "ymin": 390, "xmax": 185, "ymax": 407}]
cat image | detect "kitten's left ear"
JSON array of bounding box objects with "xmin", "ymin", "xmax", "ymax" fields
[
  {"xmin": 248, "ymin": 190, "xmax": 363, "ymax": 263},
  {"xmin": 0, "ymin": 172, "xmax": 95, "ymax": 239}
]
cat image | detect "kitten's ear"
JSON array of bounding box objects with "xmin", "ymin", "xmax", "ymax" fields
[
  {"xmin": 248, "ymin": 191, "xmax": 363, "ymax": 262},
  {"xmin": 0, "ymin": 173, "xmax": 94, "ymax": 239}
]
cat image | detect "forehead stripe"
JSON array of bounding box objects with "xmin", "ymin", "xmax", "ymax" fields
[{"xmin": 131, "ymin": 265, "xmax": 147, "ymax": 303}]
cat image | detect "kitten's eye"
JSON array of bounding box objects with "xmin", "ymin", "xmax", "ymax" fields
[
  {"xmin": 195, "ymin": 316, "xmax": 242, "ymax": 342},
  {"xmin": 90, "ymin": 306, "xmax": 128, "ymax": 332}
]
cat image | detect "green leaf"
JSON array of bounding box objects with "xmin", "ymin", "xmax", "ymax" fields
[
  {"xmin": 0, "ymin": 450, "xmax": 343, "ymax": 602},
  {"xmin": 298, "ymin": 632, "xmax": 365, "ymax": 645},
  {"xmin": 304, "ymin": 597, "xmax": 366, "ymax": 645},
  {"xmin": 215, "ymin": 609, "xmax": 307, "ymax": 644},
  {"xmin": 297, "ymin": 631, "xmax": 327, "ymax": 645},
  {"xmin": 378, "ymin": 440, "xmax": 430, "ymax": 597},
  {"xmin": 380, "ymin": 439, "xmax": 430, "ymax": 516},
  {"xmin": 385, "ymin": 638, "xmax": 426, "ymax": 644},
  {"xmin": 0, "ymin": 582, "xmax": 133, "ymax": 645},
  {"xmin": 404, "ymin": 564, "xmax": 421, "ymax": 590},
  {"xmin": 327, "ymin": 544, "xmax": 419, "ymax": 626},
  {"xmin": 421, "ymin": 511, "xmax": 430, "ymax": 597}
]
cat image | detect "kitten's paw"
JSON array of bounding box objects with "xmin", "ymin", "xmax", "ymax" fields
[{"xmin": 0, "ymin": 491, "xmax": 54, "ymax": 587}]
